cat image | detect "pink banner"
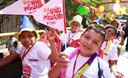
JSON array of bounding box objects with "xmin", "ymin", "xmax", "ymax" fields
[
  {"xmin": 0, "ymin": 0, "xmax": 45, "ymax": 15},
  {"xmin": 33, "ymin": 0, "xmax": 66, "ymax": 32}
]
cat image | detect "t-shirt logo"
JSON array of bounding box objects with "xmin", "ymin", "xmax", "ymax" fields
[{"xmin": 23, "ymin": 64, "xmax": 32, "ymax": 78}]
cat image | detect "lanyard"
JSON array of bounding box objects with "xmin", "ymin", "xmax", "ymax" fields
[
  {"xmin": 21, "ymin": 47, "xmax": 33, "ymax": 61},
  {"xmin": 73, "ymin": 53, "xmax": 97, "ymax": 78},
  {"xmin": 103, "ymin": 40, "xmax": 112, "ymax": 55},
  {"xmin": 60, "ymin": 48, "xmax": 79, "ymax": 78},
  {"xmin": 60, "ymin": 48, "xmax": 98, "ymax": 78},
  {"xmin": 68, "ymin": 32, "xmax": 78, "ymax": 44}
]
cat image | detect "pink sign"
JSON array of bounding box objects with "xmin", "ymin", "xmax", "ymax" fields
[
  {"xmin": 33, "ymin": 0, "xmax": 66, "ymax": 32},
  {"xmin": 0, "ymin": 0, "xmax": 45, "ymax": 15},
  {"xmin": 23, "ymin": 0, "xmax": 44, "ymax": 14}
]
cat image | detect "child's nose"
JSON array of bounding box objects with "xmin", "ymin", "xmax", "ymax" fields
[
  {"xmin": 87, "ymin": 40, "xmax": 92, "ymax": 45},
  {"xmin": 25, "ymin": 37, "xmax": 29, "ymax": 41}
]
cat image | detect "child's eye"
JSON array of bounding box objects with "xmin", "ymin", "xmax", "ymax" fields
[
  {"xmin": 28, "ymin": 35, "xmax": 35, "ymax": 38},
  {"xmin": 20, "ymin": 36, "xmax": 25, "ymax": 39},
  {"xmin": 93, "ymin": 41, "xmax": 99, "ymax": 45},
  {"xmin": 84, "ymin": 36, "xmax": 89, "ymax": 39}
]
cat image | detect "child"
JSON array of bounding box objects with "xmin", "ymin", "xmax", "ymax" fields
[
  {"xmin": 60, "ymin": 15, "xmax": 84, "ymax": 51},
  {"xmin": 0, "ymin": 15, "xmax": 58, "ymax": 78},
  {"xmin": 101, "ymin": 25, "xmax": 124, "ymax": 78},
  {"xmin": 49, "ymin": 24, "xmax": 111, "ymax": 78}
]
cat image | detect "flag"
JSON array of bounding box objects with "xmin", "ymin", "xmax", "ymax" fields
[
  {"xmin": 33, "ymin": 0, "xmax": 66, "ymax": 32},
  {"xmin": 0, "ymin": 0, "xmax": 45, "ymax": 15}
]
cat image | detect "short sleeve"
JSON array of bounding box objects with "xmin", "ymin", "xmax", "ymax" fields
[
  {"xmin": 36, "ymin": 42, "xmax": 51, "ymax": 60},
  {"xmin": 16, "ymin": 46, "xmax": 25, "ymax": 55},
  {"xmin": 109, "ymin": 44, "xmax": 118, "ymax": 60}
]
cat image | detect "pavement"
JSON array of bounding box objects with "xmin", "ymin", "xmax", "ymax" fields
[
  {"xmin": 116, "ymin": 51, "xmax": 128, "ymax": 78},
  {"xmin": 0, "ymin": 44, "xmax": 7, "ymax": 53}
]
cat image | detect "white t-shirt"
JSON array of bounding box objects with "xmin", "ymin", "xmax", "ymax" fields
[
  {"xmin": 113, "ymin": 39, "xmax": 120, "ymax": 46},
  {"xmin": 101, "ymin": 41, "xmax": 118, "ymax": 64},
  {"xmin": 10, "ymin": 46, "xmax": 19, "ymax": 54},
  {"xmin": 63, "ymin": 47, "xmax": 111, "ymax": 78},
  {"xmin": 16, "ymin": 41, "xmax": 51, "ymax": 78},
  {"xmin": 60, "ymin": 30, "xmax": 84, "ymax": 45}
]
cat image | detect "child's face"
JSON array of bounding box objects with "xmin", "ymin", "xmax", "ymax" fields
[
  {"xmin": 80, "ymin": 29, "xmax": 104, "ymax": 57},
  {"xmin": 105, "ymin": 28, "xmax": 116, "ymax": 41},
  {"xmin": 19, "ymin": 31, "xmax": 36, "ymax": 49},
  {"xmin": 70, "ymin": 21, "xmax": 80, "ymax": 33}
]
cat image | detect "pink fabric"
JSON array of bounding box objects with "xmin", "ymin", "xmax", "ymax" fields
[{"xmin": 60, "ymin": 48, "xmax": 80, "ymax": 78}]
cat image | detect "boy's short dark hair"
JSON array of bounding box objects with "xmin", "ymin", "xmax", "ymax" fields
[
  {"xmin": 83, "ymin": 24, "xmax": 106, "ymax": 43},
  {"xmin": 105, "ymin": 24, "xmax": 118, "ymax": 35},
  {"xmin": 102, "ymin": 20, "xmax": 109, "ymax": 24}
]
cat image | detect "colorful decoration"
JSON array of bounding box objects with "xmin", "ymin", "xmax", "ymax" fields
[
  {"xmin": 96, "ymin": 16, "xmax": 103, "ymax": 24},
  {"xmin": 116, "ymin": 0, "xmax": 120, "ymax": 4},
  {"xmin": 77, "ymin": 5, "xmax": 89, "ymax": 15},
  {"xmin": 95, "ymin": 10, "xmax": 103, "ymax": 17},
  {"xmin": 82, "ymin": 0, "xmax": 90, "ymax": 3},
  {"xmin": 116, "ymin": 7, "xmax": 126, "ymax": 15},
  {"xmin": 98, "ymin": 5, "xmax": 104, "ymax": 12},
  {"xmin": 113, "ymin": 4, "xmax": 120, "ymax": 12}
]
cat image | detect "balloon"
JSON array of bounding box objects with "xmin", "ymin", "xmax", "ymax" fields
[
  {"xmin": 116, "ymin": 10, "xmax": 120, "ymax": 15},
  {"xmin": 95, "ymin": 10, "xmax": 103, "ymax": 17},
  {"xmin": 122, "ymin": 7, "xmax": 126, "ymax": 11},
  {"xmin": 77, "ymin": 5, "xmax": 89, "ymax": 15},
  {"xmin": 99, "ymin": 5, "xmax": 104, "ymax": 12},
  {"xmin": 82, "ymin": 0, "xmax": 90, "ymax": 3},
  {"xmin": 120, "ymin": 8, "xmax": 126, "ymax": 14},
  {"xmin": 113, "ymin": 4, "xmax": 120, "ymax": 12},
  {"xmin": 116, "ymin": 0, "xmax": 120, "ymax": 4}
]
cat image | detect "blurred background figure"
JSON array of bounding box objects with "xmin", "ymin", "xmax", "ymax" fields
[
  {"xmin": 101, "ymin": 20, "xmax": 109, "ymax": 28},
  {"xmin": 10, "ymin": 41, "xmax": 19, "ymax": 54},
  {"xmin": 121, "ymin": 19, "xmax": 128, "ymax": 52},
  {"xmin": 6, "ymin": 36, "xmax": 17, "ymax": 51},
  {"xmin": 81, "ymin": 16, "xmax": 89, "ymax": 28},
  {"xmin": 60, "ymin": 15, "xmax": 84, "ymax": 51}
]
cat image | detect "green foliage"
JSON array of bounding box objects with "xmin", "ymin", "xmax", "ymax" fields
[
  {"xmin": 65, "ymin": 0, "xmax": 100, "ymax": 23},
  {"xmin": 0, "ymin": 39, "xmax": 6, "ymax": 45},
  {"xmin": 0, "ymin": 0, "xmax": 16, "ymax": 9}
]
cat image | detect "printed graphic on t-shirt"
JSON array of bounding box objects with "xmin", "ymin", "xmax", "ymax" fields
[{"xmin": 23, "ymin": 64, "xmax": 32, "ymax": 78}]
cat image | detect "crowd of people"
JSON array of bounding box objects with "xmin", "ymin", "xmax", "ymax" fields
[{"xmin": 0, "ymin": 14, "xmax": 128, "ymax": 78}]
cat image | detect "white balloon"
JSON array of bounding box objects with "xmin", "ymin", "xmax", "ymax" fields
[{"xmin": 113, "ymin": 4, "xmax": 120, "ymax": 12}]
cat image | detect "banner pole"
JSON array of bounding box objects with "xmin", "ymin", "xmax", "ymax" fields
[{"xmin": 62, "ymin": 0, "xmax": 67, "ymax": 51}]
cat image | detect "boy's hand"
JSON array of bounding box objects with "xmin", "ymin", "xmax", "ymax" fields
[
  {"xmin": 47, "ymin": 28, "xmax": 56, "ymax": 43},
  {"xmin": 47, "ymin": 28, "xmax": 60, "ymax": 43},
  {"xmin": 55, "ymin": 53, "xmax": 70, "ymax": 70}
]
